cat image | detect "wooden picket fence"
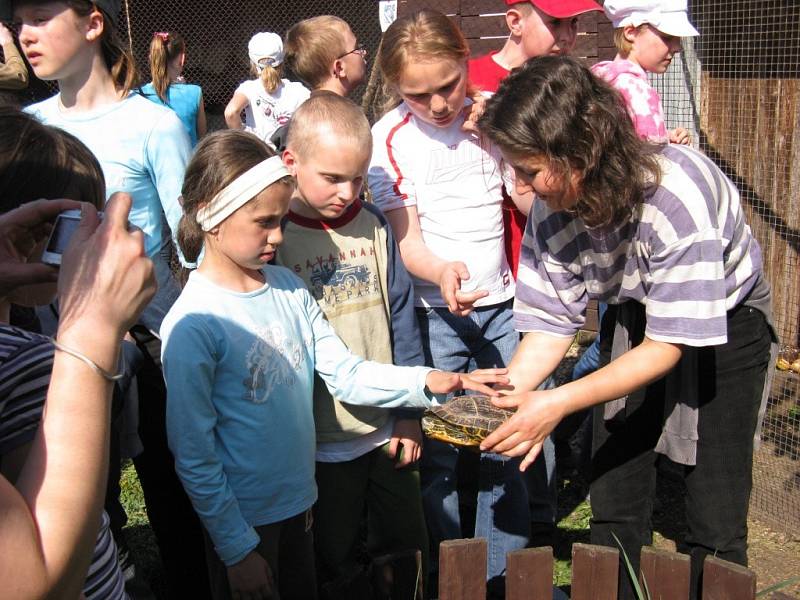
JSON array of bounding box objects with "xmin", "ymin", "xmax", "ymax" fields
[{"xmin": 428, "ymin": 538, "xmax": 795, "ymax": 600}]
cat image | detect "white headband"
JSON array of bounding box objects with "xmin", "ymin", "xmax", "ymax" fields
[{"xmin": 196, "ymin": 156, "xmax": 289, "ymax": 231}]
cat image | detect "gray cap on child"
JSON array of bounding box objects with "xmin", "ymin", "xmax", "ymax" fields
[{"xmin": 603, "ymin": 0, "xmax": 699, "ymax": 37}]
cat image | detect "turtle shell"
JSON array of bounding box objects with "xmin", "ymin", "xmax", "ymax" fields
[{"xmin": 422, "ymin": 395, "xmax": 514, "ymax": 446}]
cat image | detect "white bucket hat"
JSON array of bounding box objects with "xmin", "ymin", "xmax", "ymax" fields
[
  {"xmin": 603, "ymin": 0, "xmax": 699, "ymax": 37},
  {"xmin": 248, "ymin": 32, "xmax": 284, "ymax": 71}
]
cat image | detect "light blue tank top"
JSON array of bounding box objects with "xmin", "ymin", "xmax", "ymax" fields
[{"xmin": 141, "ymin": 82, "xmax": 202, "ymax": 147}]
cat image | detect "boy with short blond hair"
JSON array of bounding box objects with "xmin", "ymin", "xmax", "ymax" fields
[
  {"xmin": 275, "ymin": 92, "xmax": 428, "ymax": 596},
  {"xmin": 283, "ymin": 16, "xmax": 367, "ymax": 96}
]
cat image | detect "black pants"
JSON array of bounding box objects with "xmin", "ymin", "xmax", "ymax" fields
[
  {"xmin": 132, "ymin": 330, "xmax": 212, "ymax": 599},
  {"xmin": 589, "ymin": 302, "xmax": 771, "ymax": 600},
  {"xmin": 203, "ymin": 510, "xmax": 317, "ymax": 600}
]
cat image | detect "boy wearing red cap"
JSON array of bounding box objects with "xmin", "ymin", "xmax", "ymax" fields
[
  {"xmin": 469, "ymin": 0, "xmax": 603, "ymax": 280},
  {"xmin": 468, "ymin": 0, "xmax": 602, "ymax": 555}
]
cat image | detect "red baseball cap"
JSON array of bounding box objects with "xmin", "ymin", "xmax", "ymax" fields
[{"xmin": 506, "ymin": 0, "xmax": 604, "ymax": 18}]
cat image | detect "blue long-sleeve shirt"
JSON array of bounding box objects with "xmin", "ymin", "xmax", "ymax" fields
[
  {"xmin": 160, "ymin": 266, "xmax": 434, "ymax": 566},
  {"xmin": 26, "ymin": 92, "xmax": 191, "ymax": 259}
]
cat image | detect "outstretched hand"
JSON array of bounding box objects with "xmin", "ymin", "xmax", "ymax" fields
[
  {"xmin": 438, "ymin": 261, "xmax": 488, "ymax": 317},
  {"xmin": 426, "ymin": 368, "xmax": 509, "ymax": 398},
  {"xmin": 480, "ymin": 389, "xmax": 566, "ymax": 471}
]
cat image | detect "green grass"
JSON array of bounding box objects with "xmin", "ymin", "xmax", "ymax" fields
[
  {"xmin": 119, "ymin": 461, "xmax": 149, "ymax": 526},
  {"xmin": 119, "ymin": 461, "xmax": 167, "ymax": 595},
  {"xmin": 120, "ymin": 463, "xmax": 597, "ymax": 596},
  {"xmin": 554, "ymin": 495, "xmax": 593, "ymax": 588}
]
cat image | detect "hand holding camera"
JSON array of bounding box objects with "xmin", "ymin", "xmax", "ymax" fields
[
  {"xmin": 0, "ymin": 198, "xmax": 80, "ymax": 297},
  {"xmin": 57, "ymin": 193, "xmax": 157, "ymax": 347}
]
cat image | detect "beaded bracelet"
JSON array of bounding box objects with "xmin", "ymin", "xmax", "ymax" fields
[{"xmin": 50, "ymin": 337, "xmax": 125, "ymax": 382}]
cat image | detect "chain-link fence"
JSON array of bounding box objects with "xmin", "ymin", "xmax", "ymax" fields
[
  {"xmin": 653, "ymin": 0, "xmax": 800, "ymax": 534},
  {"xmin": 120, "ymin": 0, "xmax": 386, "ymax": 129}
]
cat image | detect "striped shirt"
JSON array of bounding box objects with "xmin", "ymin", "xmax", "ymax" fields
[
  {"xmin": 0, "ymin": 325, "xmax": 128, "ymax": 600},
  {"xmin": 514, "ymin": 145, "xmax": 764, "ymax": 346}
]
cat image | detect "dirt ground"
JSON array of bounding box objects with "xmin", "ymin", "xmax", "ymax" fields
[{"xmin": 557, "ymin": 341, "xmax": 800, "ymax": 597}]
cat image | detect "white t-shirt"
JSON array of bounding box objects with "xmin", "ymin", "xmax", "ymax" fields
[
  {"xmin": 235, "ymin": 78, "xmax": 310, "ymax": 144},
  {"xmin": 368, "ymin": 102, "xmax": 514, "ymax": 308}
]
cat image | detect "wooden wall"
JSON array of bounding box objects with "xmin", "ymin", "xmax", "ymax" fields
[{"xmin": 700, "ymin": 76, "xmax": 800, "ymax": 346}]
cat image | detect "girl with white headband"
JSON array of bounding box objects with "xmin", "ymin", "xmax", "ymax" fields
[
  {"xmin": 223, "ymin": 31, "xmax": 310, "ymax": 146},
  {"xmin": 160, "ymin": 130, "xmax": 508, "ymax": 600}
]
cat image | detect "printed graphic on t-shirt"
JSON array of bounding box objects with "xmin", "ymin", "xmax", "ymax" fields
[
  {"xmin": 426, "ymin": 138, "xmax": 497, "ymax": 185},
  {"xmin": 243, "ymin": 323, "xmax": 303, "ymax": 403},
  {"xmin": 255, "ymin": 96, "xmax": 294, "ymax": 126},
  {"xmin": 290, "ymin": 248, "xmax": 384, "ymax": 318}
]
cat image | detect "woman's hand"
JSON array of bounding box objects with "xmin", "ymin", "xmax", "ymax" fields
[
  {"xmin": 227, "ymin": 551, "xmax": 275, "ymax": 600},
  {"xmin": 0, "ymin": 198, "xmax": 80, "ymax": 297},
  {"xmin": 57, "ymin": 193, "xmax": 156, "ymax": 350},
  {"xmin": 437, "ymin": 261, "xmax": 488, "ymax": 317},
  {"xmin": 480, "ymin": 388, "xmax": 568, "ymax": 471},
  {"xmin": 426, "ymin": 368, "xmax": 509, "ymax": 398},
  {"xmin": 389, "ymin": 418, "xmax": 423, "ymax": 467}
]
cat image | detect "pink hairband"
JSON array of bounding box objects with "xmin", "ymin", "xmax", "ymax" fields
[{"xmin": 153, "ymin": 32, "xmax": 169, "ymax": 42}]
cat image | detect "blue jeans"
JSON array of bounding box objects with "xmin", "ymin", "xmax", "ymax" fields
[
  {"xmin": 416, "ymin": 300, "xmax": 549, "ymax": 595},
  {"xmin": 571, "ymin": 302, "xmax": 607, "ymax": 381}
]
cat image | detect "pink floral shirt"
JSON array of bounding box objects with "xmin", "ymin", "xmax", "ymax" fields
[{"xmin": 591, "ymin": 59, "xmax": 669, "ymax": 144}]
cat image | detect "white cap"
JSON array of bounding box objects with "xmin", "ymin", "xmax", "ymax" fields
[
  {"xmin": 603, "ymin": 0, "xmax": 699, "ymax": 37},
  {"xmin": 248, "ymin": 32, "xmax": 284, "ymax": 71}
]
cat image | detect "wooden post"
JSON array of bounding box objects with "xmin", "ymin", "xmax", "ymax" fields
[
  {"xmin": 639, "ymin": 546, "xmax": 691, "ymax": 599},
  {"xmin": 571, "ymin": 543, "xmax": 619, "ymax": 600},
  {"xmin": 702, "ymin": 556, "xmax": 757, "ymax": 600},
  {"xmin": 506, "ymin": 547, "xmax": 554, "ymax": 600},
  {"xmin": 438, "ymin": 538, "xmax": 487, "ymax": 600}
]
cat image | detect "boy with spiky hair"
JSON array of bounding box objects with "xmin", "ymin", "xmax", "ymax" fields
[{"xmin": 276, "ymin": 92, "xmax": 428, "ymax": 596}]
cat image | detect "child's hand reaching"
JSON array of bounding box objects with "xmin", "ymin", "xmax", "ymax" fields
[
  {"xmin": 438, "ymin": 261, "xmax": 489, "ymax": 317},
  {"xmin": 669, "ymin": 127, "xmax": 692, "ymax": 145},
  {"xmin": 227, "ymin": 551, "xmax": 275, "ymax": 599},
  {"xmin": 460, "ymin": 91, "xmax": 487, "ymax": 135},
  {"xmin": 426, "ymin": 368, "xmax": 509, "ymax": 398},
  {"xmin": 389, "ymin": 418, "xmax": 423, "ymax": 467}
]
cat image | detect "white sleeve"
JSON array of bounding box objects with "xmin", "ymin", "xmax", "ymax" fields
[{"xmin": 368, "ymin": 117, "xmax": 418, "ymax": 212}]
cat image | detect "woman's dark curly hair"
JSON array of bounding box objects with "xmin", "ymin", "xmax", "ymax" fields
[{"xmin": 478, "ymin": 56, "xmax": 662, "ymax": 228}]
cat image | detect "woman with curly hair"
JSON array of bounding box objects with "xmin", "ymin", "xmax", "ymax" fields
[{"xmin": 479, "ymin": 56, "xmax": 773, "ymax": 600}]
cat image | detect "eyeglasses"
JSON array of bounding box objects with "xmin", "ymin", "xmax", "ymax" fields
[{"xmin": 336, "ymin": 44, "xmax": 367, "ymax": 60}]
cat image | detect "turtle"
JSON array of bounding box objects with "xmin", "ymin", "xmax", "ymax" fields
[{"xmin": 421, "ymin": 395, "xmax": 515, "ymax": 447}]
